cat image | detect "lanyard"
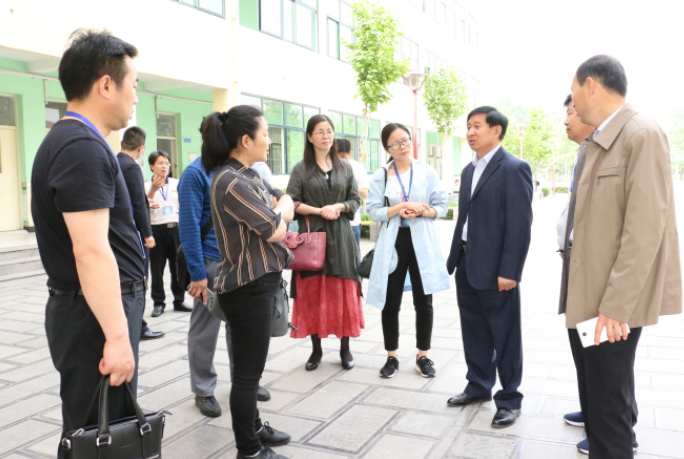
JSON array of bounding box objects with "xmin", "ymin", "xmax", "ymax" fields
[
  {"xmin": 158, "ymin": 182, "xmax": 169, "ymax": 202},
  {"xmin": 392, "ymin": 161, "xmax": 412, "ymax": 202}
]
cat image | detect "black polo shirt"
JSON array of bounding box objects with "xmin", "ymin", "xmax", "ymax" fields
[{"xmin": 31, "ymin": 119, "xmax": 145, "ymax": 290}]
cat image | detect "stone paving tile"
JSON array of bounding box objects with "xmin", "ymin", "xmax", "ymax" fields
[
  {"xmin": 519, "ymin": 441, "xmax": 583, "ymax": 459},
  {"xmin": 362, "ymin": 433, "xmax": 435, "ymax": 459},
  {"xmin": 0, "ymin": 419, "xmax": 59, "ymax": 453},
  {"xmin": 287, "ymin": 381, "xmax": 369, "ymax": 420},
  {"xmin": 363, "ymin": 387, "xmax": 461, "ymax": 417},
  {"xmin": 0, "ymin": 394, "xmax": 61, "ymax": 428},
  {"xmin": 467, "ymin": 410, "xmax": 584, "ymax": 444},
  {"xmin": 446, "ymin": 432, "xmax": 519, "ymax": 459},
  {"xmin": 270, "ymin": 363, "xmax": 344, "ymax": 394},
  {"xmin": 4, "ymin": 348, "xmax": 51, "ymax": 365},
  {"xmin": 25, "ymin": 431, "xmax": 61, "ymax": 457},
  {"xmin": 634, "ymin": 426, "xmax": 684, "ymax": 458},
  {"xmin": 163, "ymin": 425, "xmax": 234, "ymax": 459},
  {"xmin": 389, "ymin": 411, "xmax": 455, "ymax": 440},
  {"xmin": 0, "ymin": 359, "xmax": 56, "ymax": 383}
]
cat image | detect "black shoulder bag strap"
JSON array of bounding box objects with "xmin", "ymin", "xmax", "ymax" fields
[
  {"xmin": 200, "ymin": 216, "xmax": 213, "ymax": 242},
  {"xmin": 383, "ymin": 167, "xmax": 390, "ymax": 228}
]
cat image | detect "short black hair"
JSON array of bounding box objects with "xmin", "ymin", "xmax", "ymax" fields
[
  {"xmin": 467, "ymin": 106, "xmax": 508, "ymax": 140},
  {"xmin": 148, "ymin": 150, "xmax": 170, "ymax": 168},
  {"xmin": 336, "ymin": 138, "xmax": 351, "ymax": 153},
  {"xmin": 576, "ymin": 55, "xmax": 627, "ymax": 97},
  {"xmin": 564, "ymin": 94, "xmax": 573, "ymax": 108},
  {"xmin": 59, "ymin": 29, "xmax": 138, "ymax": 102},
  {"xmin": 121, "ymin": 126, "xmax": 146, "ymax": 151}
]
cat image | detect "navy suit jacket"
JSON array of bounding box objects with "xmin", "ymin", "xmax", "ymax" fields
[{"xmin": 446, "ymin": 147, "xmax": 534, "ymax": 291}]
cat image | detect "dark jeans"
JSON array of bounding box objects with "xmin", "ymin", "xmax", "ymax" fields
[
  {"xmin": 46, "ymin": 287, "xmax": 144, "ymax": 459},
  {"xmin": 150, "ymin": 224, "xmax": 184, "ymax": 308},
  {"xmin": 569, "ymin": 327, "xmax": 642, "ymax": 459},
  {"xmin": 218, "ymin": 272, "xmax": 281, "ymax": 456},
  {"xmin": 382, "ymin": 227, "xmax": 433, "ymax": 351},
  {"xmin": 456, "ymin": 252, "xmax": 523, "ymax": 410}
]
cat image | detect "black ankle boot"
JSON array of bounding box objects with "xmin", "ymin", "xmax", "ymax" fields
[{"xmin": 306, "ymin": 334, "xmax": 322, "ymax": 371}]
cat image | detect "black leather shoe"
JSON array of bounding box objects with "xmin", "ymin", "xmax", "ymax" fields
[
  {"xmin": 173, "ymin": 302, "xmax": 193, "ymax": 312},
  {"xmin": 341, "ymin": 352, "xmax": 355, "ymax": 370},
  {"xmin": 491, "ymin": 408, "xmax": 520, "ymax": 427},
  {"xmin": 258, "ymin": 386, "xmax": 271, "ymax": 402},
  {"xmin": 446, "ymin": 392, "xmax": 492, "ymax": 407},
  {"xmin": 140, "ymin": 329, "xmax": 165, "ymax": 340},
  {"xmin": 195, "ymin": 395, "xmax": 221, "ymax": 418},
  {"xmin": 151, "ymin": 306, "xmax": 164, "ymax": 317},
  {"xmin": 257, "ymin": 422, "xmax": 291, "ymax": 446},
  {"xmin": 236, "ymin": 446, "xmax": 288, "ymax": 459}
]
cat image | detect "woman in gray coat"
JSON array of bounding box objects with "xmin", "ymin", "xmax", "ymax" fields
[{"xmin": 286, "ymin": 114, "xmax": 363, "ymax": 371}]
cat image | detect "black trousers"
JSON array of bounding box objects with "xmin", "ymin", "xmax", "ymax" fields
[
  {"xmin": 218, "ymin": 272, "xmax": 280, "ymax": 456},
  {"xmin": 569, "ymin": 327, "xmax": 642, "ymax": 459},
  {"xmin": 382, "ymin": 227, "xmax": 433, "ymax": 351},
  {"xmin": 456, "ymin": 252, "xmax": 523, "ymax": 410},
  {"xmin": 150, "ymin": 224, "xmax": 184, "ymax": 308},
  {"xmin": 46, "ymin": 287, "xmax": 144, "ymax": 459}
]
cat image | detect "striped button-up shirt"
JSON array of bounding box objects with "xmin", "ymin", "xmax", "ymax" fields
[{"xmin": 211, "ymin": 158, "xmax": 292, "ymax": 293}]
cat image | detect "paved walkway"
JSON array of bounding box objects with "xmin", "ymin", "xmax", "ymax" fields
[{"xmin": 0, "ymin": 194, "xmax": 683, "ymax": 459}]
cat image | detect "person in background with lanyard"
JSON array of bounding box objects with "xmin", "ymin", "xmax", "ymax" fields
[
  {"xmin": 117, "ymin": 126, "xmax": 164, "ymax": 340},
  {"xmin": 145, "ymin": 150, "xmax": 192, "ymax": 317},
  {"xmin": 366, "ymin": 123, "xmax": 449, "ymax": 380},
  {"xmin": 31, "ymin": 29, "xmax": 144, "ymax": 458}
]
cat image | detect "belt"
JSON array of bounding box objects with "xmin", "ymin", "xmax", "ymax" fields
[
  {"xmin": 49, "ymin": 279, "xmax": 146, "ymax": 297},
  {"xmin": 153, "ymin": 222, "xmax": 178, "ymax": 229}
]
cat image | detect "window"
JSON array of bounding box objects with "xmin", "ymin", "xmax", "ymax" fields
[
  {"xmin": 424, "ymin": 0, "xmax": 435, "ymax": 19},
  {"xmin": 424, "ymin": 51, "xmax": 445, "ymax": 74},
  {"xmin": 241, "ymin": 0, "xmax": 317, "ymax": 50},
  {"xmin": 45, "ymin": 101, "xmax": 67, "ymax": 132},
  {"xmin": 454, "ymin": 2, "xmax": 466, "ymax": 42},
  {"xmin": 327, "ymin": 0, "xmax": 353, "ymax": 61},
  {"xmin": 0, "ymin": 96, "xmax": 17, "ymax": 127},
  {"xmin": 395, "ymin": 37, "xmax": 419, "ymax": 70},
  {"xmin": 331, "ymin": 111, "xmax": 381, "ymax": 172},
  {"xmin": 468, "ymin": 78, "xmax": 480, "ymax": 105},
  {"xmin": 469, "ymin": 16, "xmax": 479, "ymax": 49},
  {"xmin": 240, "ymin": 94, "xmax": 320, "ymax": 174},
  {"xmin": 176, "ymin": 0, "xmax": 224, "ymax": 16},
  {"xmin": 436, "ymin": 0, "xmax": 447, "ymax": 26},
  {"xmin": 157, "ymin": 113, "xmax": 179, "ymax": 178}
]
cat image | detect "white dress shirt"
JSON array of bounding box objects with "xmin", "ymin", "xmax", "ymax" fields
[
  {"xmin": 145, "ymin": 177, "xmax": 180, "ymax": 225},
  {"xmin": 462, "ymin": 144, "xmax": 501, "ymax": 241},
  {"xmin": 593, "ymin": 105, "xmax": 624, "ymax": 140}
]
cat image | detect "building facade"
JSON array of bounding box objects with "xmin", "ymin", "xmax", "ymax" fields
[{"xmin": 0, "ymin": 0, "xmax": 480, "ymax": 231}]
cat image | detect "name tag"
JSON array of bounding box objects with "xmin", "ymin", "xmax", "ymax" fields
[{"xmin": 163, "ymin": 206, "xmax": 173, "ymax": 214}]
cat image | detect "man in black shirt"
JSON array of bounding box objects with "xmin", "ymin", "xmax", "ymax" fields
[
  {"xmin": 118, "ymin": 126, "xmax": 164, "ymax": 340},
  {"xmin": 31, "ymin": 29, "xmax": 144, "ymax": 458}
]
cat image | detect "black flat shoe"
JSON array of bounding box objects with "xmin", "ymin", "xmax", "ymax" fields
[
  {"xmin": 257, "ymin": 422, "xmax": 291, "ymax": 446},
  {"xmin": 173, "ymin": 302, "xmax": 193, "ymax": 312},
  {"xmin": 140, "ymin": 329, "xmax": 165, "ymax": 340},
  {"xmin": 236, "ymin": 446, "xmax": 288, "ymax": 459},
  {"xmin": 446, "ymin": 392, "xmax": 492, "ymax": 407},
  {"xmin": 258, "ymin": 386, "xmax": 271, "ymax": 402},
  {"xmin": 491, "ymin": 408, "xmax": 520, "ymax": 427},
  {"xmin": 195, "ymin": 395, "xmax": 221, "ymax": 418},
  {"xmin": 305, "ymin": 360, "xmax": 320, "ymax": 371},
  {"xmin": 151, "ymin": 306, "xmax": 164, "ymax": 317},
  {"xmin": 341, "ymin": 352, "xmax": 355, "ymax": 370}
]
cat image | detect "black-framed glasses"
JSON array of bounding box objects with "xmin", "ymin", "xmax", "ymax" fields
[{"xmin": 388, "ymin": 139, "xmax": 411, "ymax": 150}]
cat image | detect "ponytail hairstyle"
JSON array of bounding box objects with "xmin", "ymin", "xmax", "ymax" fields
[
  {"xmin": 200, "ymin": 104, "xmax": 264, "ymax": 174},
  {"xmin": 303, "ymin": 114, "xmax": 343, "ymax": 179},
  {"xmin": 381, "ymin": 122, "xmax": 412, "ymax": 165}
]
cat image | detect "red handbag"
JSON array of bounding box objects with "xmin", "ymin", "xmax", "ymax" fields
[{"xmin": 282, "ymin": 215, "xmax": 326, "ymax": 271}]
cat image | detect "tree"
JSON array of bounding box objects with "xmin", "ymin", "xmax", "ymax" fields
[
  {"xmin": 346, "ymin": 1, "xmax": 409, "ymax": 154},
  {"xmin": 423, "ymin": 66, "xmax": 470, "ymax": 137},
  {"xmin": 501, "ymin": 107, "xmax": 557, "ymax": 176},
  {"xmin": 667, "ymin": 107, "xmax": 684, "ymax": 178}
]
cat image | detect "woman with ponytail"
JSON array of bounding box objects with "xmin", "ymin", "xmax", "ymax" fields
[
  {"xmin": 286, "ymin": 114, "xmax": 363, "ymax": 371},
  {"xmin": 201, "ymin": 105, "xmax": 294, "ymax": 459}
]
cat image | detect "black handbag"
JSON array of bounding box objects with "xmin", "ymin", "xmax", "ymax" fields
[
  {"xmin": 61, "ymin": 375, "xmax": 166, "ymax": 459},
  {"xmin": 206, "ymin": 278, "xmax": 291, "ymax": 338},
  {"xmin": 176, "ymin": 217, "xmax": 214, "ymax": 291},
  {"xmin": 359, "ymin": 168, "xmax": 389, "ymax": 279}
]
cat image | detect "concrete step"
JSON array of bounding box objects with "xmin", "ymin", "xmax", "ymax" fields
[
  {"xmin": 0, "ymin": 269, "xmax": 46, "ymax": 284},
  {"xmin": 0, "ymin": 245, "xmax": 40, "ymax": 262},
  {"xmin": 0, "ymin": 256, "xmax": 44, "ymax": 276}
]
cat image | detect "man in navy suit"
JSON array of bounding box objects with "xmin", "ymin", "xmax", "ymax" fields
[{"xmin": 445, "ymin": 106, "xmax": 533, "ymax": 428}]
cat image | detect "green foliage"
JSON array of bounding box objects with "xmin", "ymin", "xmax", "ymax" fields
[
  {"xmin": 361, "ymin": 225, "xmax": 370, "ymax": 238},
  {"xmin": 423, "ymin": 66, "xmax": 470, "ymax": 137},
  {"xmin": 666, "ymin": 107, "xmax": 684, "ymax": 176},
  {"xmin": 541, "ymin": 187, "xmax": 550, "ymax": 197},
  {"xmin": 361, "ymin": 213, "xmax": 372, "ymax": 221},
  {"xmin": 442, "ymin": 208, "xmax": 454, "ymax": 220},
  {"xmin": 555, "ymin": 186, "xmax": 569, "ymax": 193},
  {"xmin": 346, "ymin": 1, "xmax": 410, "ymax": 151}
]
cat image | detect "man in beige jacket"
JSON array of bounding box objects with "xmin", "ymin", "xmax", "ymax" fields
[{"xmin": 565, "ymin": 54, "xmax": 682, "ymax": 458}]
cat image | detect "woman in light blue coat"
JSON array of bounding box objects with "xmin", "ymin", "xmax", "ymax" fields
[{"xmin": 367, "ymin": 123, "xmax": 450, "ymax": 379}]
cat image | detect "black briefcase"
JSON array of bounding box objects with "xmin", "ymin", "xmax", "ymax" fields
[{"xmin": 61, "ymin": 376, "xmax": 166, "ymax": 459}]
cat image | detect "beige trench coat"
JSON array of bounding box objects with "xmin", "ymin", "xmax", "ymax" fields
[{"xmin": 566, "ymin": 104, "xmax": 682, "ymax": 329}]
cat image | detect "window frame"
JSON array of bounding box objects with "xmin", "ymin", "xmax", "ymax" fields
[
  {"xmin": 176, "ymin": 0, "xmax": 225, "ymax": 18},
  {"xmin": 258, "ymin": 0, "xmax": 318, "ymax": 51},
  {"xmin": 241, "ymin": 93, "xmax": 321, "ymax": 174},
  {"xmin": 327, "ymin": 0, "xmax": 354, "ymax": 62},
  {"xmin": 330, "ymin": 110, "xmax": 381, "ymax": 172}
]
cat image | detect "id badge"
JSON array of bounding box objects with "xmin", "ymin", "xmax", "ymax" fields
[{"xmin": 163, "ymin": 206, "xmax": 173, "ymax": 214}]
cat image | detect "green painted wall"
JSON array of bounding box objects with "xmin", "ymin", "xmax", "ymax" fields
[{"xmin": 426, "ymin": 131, "xmax": 440, "ymax": 145}]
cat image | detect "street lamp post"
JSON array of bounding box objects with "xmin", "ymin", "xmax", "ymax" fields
[
  {"xmin": 517, "ymin": 124, "xmax": 526, "ymax": 160},
  {"xmin": 403, "ymin": 69, "xmax": 428, "ymax": 160}
]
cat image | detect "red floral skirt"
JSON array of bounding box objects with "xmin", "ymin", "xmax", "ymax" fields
[{"xmin": 290, "ymin": 273, "xmax": 364, "ymax": 339}]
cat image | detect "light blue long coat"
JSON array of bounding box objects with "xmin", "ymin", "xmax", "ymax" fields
[{"xmin": 366, "ymin": 159, "xmax": 451, "ymax": 309}]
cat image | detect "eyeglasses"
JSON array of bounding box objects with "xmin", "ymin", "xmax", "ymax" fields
[
  {"xmin": 387, "ymin": 139, "xmax": 411, "ymax": 150},
  {"xmin": 156, "ymin": 162, "xmax": 170, "ymax": 167},
  {"xmin": 312, "ymin": 130, "xmax": 334, "ymax": 138}
]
